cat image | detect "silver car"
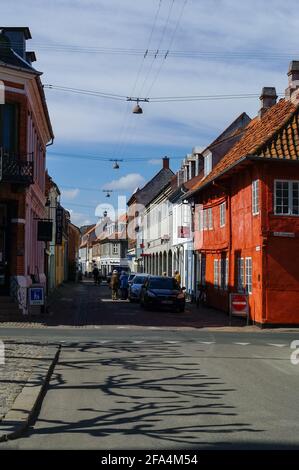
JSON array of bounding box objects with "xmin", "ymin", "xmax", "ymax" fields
[{"xmin": 128, "ymin": 274, "xmax": 149, "ymax": 302}]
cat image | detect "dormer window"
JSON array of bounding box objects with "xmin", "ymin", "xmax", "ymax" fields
[{"xmin": 204, "ymin": 152, "xmax": 212, "ymax": 177}]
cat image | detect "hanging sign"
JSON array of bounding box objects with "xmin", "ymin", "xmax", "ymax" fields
[
  {"xmin": 56, "ymin": 205, "xmax": 63, "ymax": 245},
  {"xmin": 37, "ymin": 220, "xmax": 53, "ymax": 242}
]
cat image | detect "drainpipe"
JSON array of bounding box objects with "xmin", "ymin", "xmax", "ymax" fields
[{"xmin": 227, "ymin": 188, "xmax": 232, "ymax": 314}]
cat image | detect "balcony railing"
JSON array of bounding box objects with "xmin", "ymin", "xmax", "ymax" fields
[{"xmin": 0, "ymin": 149, "xmax": 34, "ymax": 186}]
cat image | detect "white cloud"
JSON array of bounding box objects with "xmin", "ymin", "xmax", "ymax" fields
[
  {"xmin": 61, "ymin": 188, "xmax": 80, "ymax": 200},
  {"xmin": 148, "ymin": 159, "xmax": 162, "ymax": 165},
  {"xmin": 2, "ymin": 0, "xmax": 299, "ymax": 152},
  {"xmin": 103, "ymin": 173, "xmax": 145, "ymax": 191},
  {"xmin": 67, "ymin": 210, "xmax": 92, "ymax": 227}
]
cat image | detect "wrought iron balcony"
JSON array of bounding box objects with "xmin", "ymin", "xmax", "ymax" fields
[{"xmin": 0, "ymin": 149, "xmax": 34, "ymax": 186}]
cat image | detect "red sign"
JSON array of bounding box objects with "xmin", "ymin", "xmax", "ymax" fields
[
  {"xmin": 178, "ymin": 226, "xmax": 190, "ymax": 238},
  {"xmin": 230, "ymin": 293, "xmax": 248, "ymax": 315}
]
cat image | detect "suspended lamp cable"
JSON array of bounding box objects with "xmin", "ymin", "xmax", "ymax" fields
[{"xmin": 146, "ymin": 0, "xmax": 188, "ymax": 97}]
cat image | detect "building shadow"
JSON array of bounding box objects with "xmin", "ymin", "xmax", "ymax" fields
[{"xmin": 18, "ymin": 340, "xmax": 265, "ymax": 448}]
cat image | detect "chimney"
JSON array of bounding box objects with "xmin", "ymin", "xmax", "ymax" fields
[
  {"xmin": 26, "ymin": 51, "xmax": 36, "ymax": 65},
  {"xmin": 0, "ymin": 27, "xmax": 31, "ymax": 60},
  {"xmin": 285, "ymin": 61, "xmax": 299, "ymax": 104},
  {"xmin": 259, "ymin": 87, "xmax": 277, "ymax": 118},
  {"xmin": 163, "ymin": 156, "xmax": 169, "ymax": 170}
]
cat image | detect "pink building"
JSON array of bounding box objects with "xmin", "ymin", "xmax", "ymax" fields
[{"xmin": 0, "ymin": 27, "xmax": 54, "ymax": 315}]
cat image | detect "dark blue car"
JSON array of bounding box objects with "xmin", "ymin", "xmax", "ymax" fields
[{"xmin": 140, "ymin": 276, "xmax": 185, "ymax": 312}]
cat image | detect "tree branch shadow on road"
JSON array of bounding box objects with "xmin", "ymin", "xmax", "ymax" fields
[{"xmin": 20, "ymin": 341, "xmax": 264, "ymax": 447}]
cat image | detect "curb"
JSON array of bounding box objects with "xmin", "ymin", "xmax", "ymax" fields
[{"xmin": 0, "ymin": 344, "xmax": 61, "ymax": 442}]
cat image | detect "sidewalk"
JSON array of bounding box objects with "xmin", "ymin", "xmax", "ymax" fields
[{"xmin": 0, "ymin": 340, "xmax": 60, "ymax": 441}]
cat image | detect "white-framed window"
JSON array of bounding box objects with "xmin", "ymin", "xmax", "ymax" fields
[
  {"xmin": 113, "ymin": 243, "xmax": 118, "ymax": 255},
  {"xmin": 208, "ymin": 208, "xmax": 213, "ymax": 230},
  {"xmin": 198, "ymin": 208, "xmax": 203, "ymax": 231},
  {"xmin": 214, "ymin": 259, "xmax": 219, "ymax": 288},
  {"xmin": 252, "ymin": 179, "xmax": 259, "ymax": 215},
  {"xmin": 274, "ymin": 180, "xmax": 299, "ymax": 215},
  {"xmin": 225, "ymin": 258, "xmax": 229, "ymax": 290},
  {"xmin": 201, "ymin": 254, "xmax": 206, "ymax": 286},
  {"xmin": 220, "ymin": 257, "xmax": 229, "ymax": 290},
  {"xmin": 237, "ymin": 257, "xmax": 245, "ymax": 292},
  {"xmin": 220, "ymin": 202, "xmax": 226, "ymax": 227},
  {"xmin": 245, "ymin": 257, "xmax": 252, "ymax": 294},
  {"xmin": 203, "ymin": 209, "xmax": 208, "ymax": 230},
  {"xmin": 204, "ymin": 152, "xmax": 212, "ymax": 176}
]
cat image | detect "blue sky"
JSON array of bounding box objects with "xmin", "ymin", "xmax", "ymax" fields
[{"xmin": 3, "ymin": 0, "xmax": 299, "ymax": 226}]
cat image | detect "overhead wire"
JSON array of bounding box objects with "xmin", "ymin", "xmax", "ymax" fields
[
  {"xmin": 2, "ymin": 40, "xmax": 299, "ymax": 60},
  {"xmin": 146, "ymin": 0, "xmax": 188, "ymax": 97},
  {"xmin": 48, "ymin": 150, "xmax": 186, "ymax": 162},
  {"xmin": 138, "ymin": 0, "xmax": 175, "ymax": 97},
  {"xmin": 44, "ymin": 84, "xmax": 284, "ymax": 102},
  {"xmin": 111, "ymin": 0, "xmax": 164, "ymax": 161}
]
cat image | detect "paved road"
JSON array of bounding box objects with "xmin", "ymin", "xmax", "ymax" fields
[{"xmin": 0, "ymin": 282, "xmax": 299, "ymax": 449}]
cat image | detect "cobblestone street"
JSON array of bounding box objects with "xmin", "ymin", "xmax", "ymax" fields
[
  {"xmin": 0, "ymin": 341, "xmax": 57, "ymax": 423},
  {"xmin": 0, "ymin": 280, "xmax": 247, "ymax": 329}
]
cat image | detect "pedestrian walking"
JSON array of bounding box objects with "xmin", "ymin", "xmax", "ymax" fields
[
  {"xmin": 120, "ymin": 271, "xmax": 129, "ymax": 300},
  {"xmin": 174, "ymin": 270, "xmax": 181, "ymax": 286},
  {"xmin": 110, "ymin": 270, "xmax": 119, "ymax": 300},
  {"xmin": 92, "ymin": 266, "xmax": 100, "ymax": 285}
]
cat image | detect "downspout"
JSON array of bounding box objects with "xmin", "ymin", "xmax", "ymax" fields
[
  {"xmin": 227, "ymin": 187, "xmax": 232, "ymax": 314},
  {"xmin": 261, "ymin": 163, "xmax": 269, "ymax": 325}
]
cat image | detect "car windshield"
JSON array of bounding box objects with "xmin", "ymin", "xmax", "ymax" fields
[
  {"xmin": 133, "ymin": 276, "xmax": 147, "ymax": 284},
  {"xmin": 148, "ymin": 278, "xmax": 179, "ymax": 290}
]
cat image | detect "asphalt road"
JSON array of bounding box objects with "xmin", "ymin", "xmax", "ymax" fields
[{"xmin": 0, "ymin": 282, "xmax": 299, "ymax": 450}]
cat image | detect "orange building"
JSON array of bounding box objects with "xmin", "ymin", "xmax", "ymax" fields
[{"xmin": 187, "ymin": 62, "xmax": 299, "ymax": 326}]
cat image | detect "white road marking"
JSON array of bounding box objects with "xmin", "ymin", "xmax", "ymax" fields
[
  {"xmin": 164, "ymin": 341, "xmax": 179, "ymax": 344},
  {"xmin": 133, "ymin": 341, "xmax": 145, "ymax": 344},
  {"xmin": 234, "ymin": 342, "xmax": 250, "ymax": 346},
  {"xmin": 199, "ymin": 341, "xmax": 216, "ymax": 345},
  {"xmin": 117, "ymin": 326, "xmax": 129, "ymax": 329},
  {"xmin": 267, "ymin": 343, "xmax": 286, "ymax": 348},
  {"xmin": 99, "ymin": 340, "xmax": 110, "ymax": 343}
]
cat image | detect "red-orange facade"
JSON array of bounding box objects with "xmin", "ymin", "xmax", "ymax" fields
[
  {"xmin": 193, "ymin": 159, "xmax": 299, "ymax": 326},
  {"xmin": 189, "ymin": 70, "xmax": 299, "ymax": 326}
]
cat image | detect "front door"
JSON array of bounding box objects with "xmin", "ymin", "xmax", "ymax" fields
[{"xmin": 0, "ymin": 204, "xmax": 9, "ymax": 295}]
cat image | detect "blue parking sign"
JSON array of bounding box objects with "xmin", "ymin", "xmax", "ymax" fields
[{"xmin": 29, "ymin": 287, "xmax": 44, "ymax": 306}]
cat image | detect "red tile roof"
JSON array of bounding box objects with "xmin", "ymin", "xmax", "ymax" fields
[{"xmin": 188, "ymin": 99, "xmax": 299, "ymax": 195}]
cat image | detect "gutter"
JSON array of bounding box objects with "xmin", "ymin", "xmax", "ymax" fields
[{"xmin": 185, "ymin": 154, "xmax": 255, "ymax": 200}]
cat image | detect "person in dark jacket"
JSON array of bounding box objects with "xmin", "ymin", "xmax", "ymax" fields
[
  {"xmin": 93, "ymin": 266, "xmax": 100, "ymax": 285},
  {"xmin": 119, "ymin": 271, "xmax": 129, "ymax": 300}
]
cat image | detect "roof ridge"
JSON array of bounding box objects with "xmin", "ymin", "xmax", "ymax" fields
[
  {"xmin": 187, "ymin": 98, "xmax": 299, "ymax": 196},
  {"xmin": 252, "ymin": 100, "xmax": 299, "ymax": 155}
]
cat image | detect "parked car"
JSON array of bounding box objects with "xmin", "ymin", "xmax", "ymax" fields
[
  {"xmin": 128, "ymin": 274, "xmax": 149, "ymax": 302},
  {"xmin": 128, "ymin": 273, "xmax": 137, "ymax": 286},
  {"xmin": 140, "ymin": 276, "xmax": 186, "ymax": 312}
]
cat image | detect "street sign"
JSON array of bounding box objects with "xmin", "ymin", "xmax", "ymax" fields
[
  {"xmin": 178, "ymin": 226, "xmax": 190, "ymax": 238},
  {"xmin": 229, "ymin": 293, "xmax": 249, "ymax": 325},
  {"xmin": 29, "ymin": 286, "xmax": 44, "ymax": 306},
  {"xmin": 37, "ymin": 220, "xmax": 53, "ymax": 241}
]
